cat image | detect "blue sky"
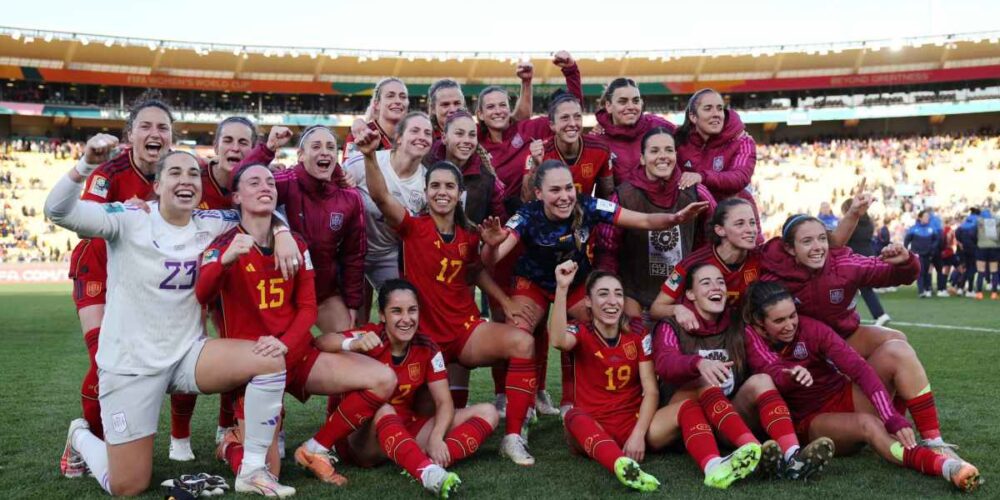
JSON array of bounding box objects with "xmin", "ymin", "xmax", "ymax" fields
[{"xmin": 2, "ymin": 0, "xmax": 998, "ymax": 52}]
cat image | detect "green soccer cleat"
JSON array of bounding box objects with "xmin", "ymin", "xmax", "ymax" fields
[
  {"xmin": 614, "ymin": 457, "xmax": 660, "ymax": 492},
  {"xmin": 704, "ymin": 442, "xmax": 761, "ymax": 489}
]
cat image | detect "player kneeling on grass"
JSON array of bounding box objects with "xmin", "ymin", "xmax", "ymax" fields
[
  {"xmin": 312, "ymin": 279, "xmax": 499, "ymax": 498},
  {"xmin": 548, "ymin": 261, "xmax": 660, "ymax": 492},
  {"xmin": 195, "ymin": 163, "xmax": 397, "ymax": 489},
  {"xmin": 48, "ymin": 151, "xmax": 302, "ymax": 497},
  {"xmin": 653, "ymin": 263, "xmax": 834, "ymax": 482},
  {"xmin": 742, "ymin": 281, "xmax": 982, "ymax": 493}
]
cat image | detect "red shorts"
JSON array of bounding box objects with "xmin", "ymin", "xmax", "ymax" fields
[
  {"xmin": 232, "ymin": 347, "xmax": 322, "ymax": 420},
  {"xmin": 796, "ymin": 383, "xmax": 855, "ymax": 441},
  {"xmin": 511, "ymin": 276, "xmax": 587, "ymax": 311},
  {"xmin": 69, "ymin": 239, "xmax": 107, "ymax": 310},
  {"xmin": 566, "ymin": 408, "xmax": 639, "ymax": 450},
  {"xmin": 437, "ymin": 318, "xmax": 486, "ymax": 365},
  {"xmin": 403, "ymin": 413, "xmax": 431, "ymax": 436}
]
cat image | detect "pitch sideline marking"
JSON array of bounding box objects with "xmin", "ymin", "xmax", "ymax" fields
[{"xmin": 862, "ymin": 320, "xmax": 1000, "ymax": 334}]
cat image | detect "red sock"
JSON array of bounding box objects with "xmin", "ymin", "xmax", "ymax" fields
[
  {"xmin": 218, "ymin": 392, "xmax": 235, "ymax": 429},
  {"xmin": 81, "ymin": 328, "xmax": 103, "ymax": 439},
  {"xmin": 492, "ymin": 362, "xmax": 507, "ymax": 396},
  {"xmin": 560, "ymin": 350, "xmax": 575, "ymax": 407},
  {"xmin": 903, "ymin": 445, "xmax": 946, "ymax": 476},
  {"xmin": 450, "ymin": 387, "xmax": 469, "ymax": 409},
  {"xmin": 678, "ymin": 399, "xmax": 721, "ymax": 470},
  {"xmin": 564, "ymin": 408, "xmax": 623, "ymax": 472},
  {"xmin": 534, "ymin": 325, "xmax": 548, "ymax": 391},
  {"xmin": 504, "ymin": 357, "xmax": 537, "ymax": 435},
  {"xmin": 906, "ymin": 392, "xmax": 941, "ymax": 440},
  {"xmin": 756, "ymin": 390, "xmax": 798, "ymax": 452},
  {"xmin": 699, "ymin": 386, "xmax": 756, "ymax": 447},
  {"xmin": 376, "ymin": 414, "xmax": 433, "ymax": 480},
  {"xmin": 326, "ymin": 394, "xmax": 342, "ymax": 419},
  {"xmin": 445, "ymin": 416, "xmax": 495, "ymax": 463},
  {"xmin": 170, "ymin": 394, "xmax": 197, "ymax": 439},
  {"xmin": 312, "ymin": 390, "xmax": 385, "ymax": 449},
  {"xmin": 224, "ymin": 442, "xmax": 243, "ymax": 476}
]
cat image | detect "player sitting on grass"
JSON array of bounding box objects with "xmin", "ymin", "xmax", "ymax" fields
[{"xmin": 742, "ymin": 281, "xmax": 982, "ymax": 493}]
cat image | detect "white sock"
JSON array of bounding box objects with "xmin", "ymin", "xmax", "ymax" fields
[
  {"xmin": 924, "ymin": 436, "xmax": 944, "ymax": 446},
  {"xmin": 942, "ymin": 458, "xmax": 960, "ymax": 480},
  {"xmin": 783, "ymin": 445, "xmax": 800, "ymax": 462},
  {"xmin": 304, "ymin": 438, "xmax": 328, "ymax": 454},
  {"xmin": 703, "ymin": 456, "xmax": 724, "ymax": 475},
  {"xmin": 73, "ymin": 427, "xmax": 111, "ymax": 494},
  {"xmin": 420, "ymin": 464, "xmax": 444, "ymax": 488},
  {"xmin": 240, "ymin": 370, "xmax": 286, "ymax": 473}
]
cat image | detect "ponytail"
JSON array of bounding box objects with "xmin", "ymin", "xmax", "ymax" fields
[{"xmin": 674, "ymin": 88, "xmax": 720, "ymax": 146}]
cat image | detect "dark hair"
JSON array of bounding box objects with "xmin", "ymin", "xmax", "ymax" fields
[
  {"xmin": 709, "ymin": 197, "xmax": 754, "ymax": 245},
  {"xmin": 674, "ymin": 88, "xmax": 722, "ymax": 145},
  {"xmin": 370, "ymin": 77, "xmax": 407, "ymax": 120},
  {"xmin": 533, "ymin": 160, "xmax": 585, "ymax": 249},
  {"xmin": 600, "ymin": 77, "xmax": 638, "ymax": 106},
  {"xmin": 917, "ymin": 209, "xmax": 929, "ymax": 220},
  {"xmin": 393, "ymin": 111, "xmax": 432, "ymax": 149},
  {"xmin": 546, "ymin": 89, "xmax": 582, "ymax": 123},
  {"xmin": 214, "ymin": 116, "xmax": 258, "ymax": 148},
  {"xmin": 297, "ymin": 125, "xmax": 335, "ymax": 149},
  {"xmin": 230, "ymin": 162, "xmax": 271, "ymax": 193},
  {"xmin": 675, "ymin": 261, "xmax": 747, "ymax": 375},
  {"xmin": 780, "ymin": 213, "xmax": 824, "ymax": 245},
  {"xmin": 742, "ymin": 281, "xmax": 794, "ymax": 326},
  {"xmin": 153, "ymin": 150, "xmax": 200, "ymax": 182},
  {"xmin": 640, "ymin": 126, "xmax": 675, "ymax": 154},
  {"xmin": 424, "ymin": 161, "xmax": 471, "ymax": 231},
  {"xmin": 377, "ymin": 278, "xmax": 420, "ymax": 312},
  {"xmin": 443, "ymin": 109, "xmax": 496, "ymax": 177},
  {"xmin": 970, "ymin": 207, "xmax": 981, "ymax": 216},
  {"xmin": 428, "ymin": 79, "xmax": 463, "ymax": 132},
  {"xmin": 841, "ymin": 198, "xmax": 871, "ymax": 224},
  {"xmin": 476, "ymin": 85, "xmax": 510, "ymax": 115},
  {"xmin": 584, "ymin": 270, "xmax": 629, "ymax": 333},
  {"xmin": 124, "ymin": 89, "xmax": 174, "ymax": 141},
  {"xmin": 682, "ymin": 262, "xmax": 718, "ymax": 292}
]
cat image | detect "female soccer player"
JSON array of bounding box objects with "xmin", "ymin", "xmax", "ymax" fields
[
  {"xmin": 314, "ymin": 279, "xmax": 500, "ymax": 498},
  {"xmin": 673, "ymin": 89, "xmax": 760, "ymax": 239},
  {"xmin": 654, "ymin": 263, "xmax": 834, "ymax": 481},
  {"xmin": 592, "ymin": 78, "xmax": 674, "ymax": 183},
  {"xmin": 548, "ymin": 261, "xmax": 660, "ymax": 492},
  {"xmin": 195, "ymin": 163, "xmax": 396, "ymax": 487},
  {"xmin": 354, "ymin": 127, "xmax": 540, "ymax": 466},
  {"xmin": 743, "ymin": 281, "xmax": 982, "ymax": 492},
  {"xmin": 760, "ymin": 215, "xmax": 962, "ymax": 456},
  {"xmin": 344, "ymin": 77, "xmax": 410, "ymax": 158},
  {"xmin": 595, "ymin": 127, "xmax": 715, "ymax": 323},
  {"xmin": 48, "ymin": 150, "xmax": 300, "ymax": 497}
]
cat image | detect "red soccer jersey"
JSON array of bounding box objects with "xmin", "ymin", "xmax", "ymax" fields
[
  {"xmin": 198, "ymin": 163, "xmax": 232, "ymax": 210},
  {"xmin": 660, "ymin": 245, "xmax": 763, "ymax": 307},
  {"xmin": 195, "ymin": 227, "xmax": 317, "ymax": 365},
  {"xmin": 344, "ymin": 323, "xmax": 448, "ymax": 418},
  {"xmin": 81, "ymin": 149, "xmax": 155, "ymax": 204},
  {"xmin": 540, "ymin": 136, "xmax": 612, "ymax": 196},
  {"xmin": 567, "ymin": 321, "xmax": 652, "ymax": 419},
  {"xmin": 397, "ymin": 213, "xmax": 482, "ymax": 346}
]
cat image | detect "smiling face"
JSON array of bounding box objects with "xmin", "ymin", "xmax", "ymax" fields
[
  {"xmin": 425, "ymin": 167, "xmax": 461, "ymax": 218},
  {"xmin": 690, "ymin": 91, "xmax": 725, "ymax": 137},
  {"xmin": 375, "ymin": 80, "xmax": 409, "ymax": 123},
  {"xmin": 432, "ymin": 87, "xmax": 465, "ymax": 130},
  {"xmin": 786, "ymin": 220, "xmax": 829, "ymax": 270},
  {"xmin": 640, "ymin": 133, "xmax": 676, "ymax": 181},
  {"xmin": 298, "ymin": 128, "xmax": 338, "ymax": 181},
  {"xmin": 586, "ymin": 275, "xmax": 624, "ymax": 329},
  {"xmin": 443, "ymin": 116, "xmax": 477, "ymax": 164},
  {"xmin": 604, "ymin": 85, "xmax": 642, "ymax": 126},
  {"xmin": 398, "ymin": 115, "xmax": 433, "ymax": 157},
  {"xmin": 214, "ymin": 122, "xmax": 254, "ymax": 174},
  {"xmin": 154, "ymin": 153, "xmax": 202, "ymax": 212},
  {"xmin": 758, "ymin": 298, "xmax": 799, "ymax": 344},
  {"xmin": 715, "ymin": 203, "xmax": 758, "ymax": 251},
  {"xmin": 551, "ymin": 100, "xmax": 583, "ymax": 144},
  {"xmin": 233, "ymin": 165, "xmax": 277, "ymax": 216},
  {"xmin": 129, "ymin": 106, "xmax": 173, "ymax": 167},
  {"xmin": 684, "ymin": 265, "xmax": 728, "ymax": 317},
  {"xmin": 535, "ymin": 167, "xmax": 576, "ymax": 220},
  {"xmin": 380, "ymin": 289, "xmax": 420, "ymax": 344},
  {"xmin": 477, "ymin": 89, "xmax": 510, "ymax": 131}
]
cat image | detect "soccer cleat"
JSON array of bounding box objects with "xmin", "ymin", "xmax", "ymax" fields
[
  {"xmin": 992, "ymin": 292, "xmax": 999, "ymax": 300},
  {"xmin": 235, "ymin": 466, "xmax": 296, "ymax": 498},
  {"xmin": 559, "ymin": 404, "xmax": 573, "ymax": 420},
  {"xmin": 922, "ymin": 439, "xmax": 963, "ymax": 461},
  {"xmin": 421, "ymin": 465, "xmax": 461, "ymax": 499},
  {"xmin": 535, "ymin": 390, "xmax": 561, "ymax": 416},
  {"xmin": 499, "ymin": 434, "xmax": 535, "ymax": 466},
  {"xmin": 758, "ymin": 440, "xmax": 782, "ymax": 478},
  {"xmin": 948, "ymin": 461, "xmax": 982, "ymax": 492},
  {"xmin": 494, "ymin": 394, "xmax": 507, "ymax": 419},
  {"xmin": 169, "ymin": 436, "xmax": 196, "ymax": 462},
  {"xmin": 161, "ymin": 473, "xmax": 230, "ymax": 497},
  {"xmin": 61, "ymin": 418, "xmax": 90, "ymax": 479},
  {"xmin": 704, "ymin": 442, "xmax": 761, "ymax": 489},
  {"xmin": 874, "ymin": 314, "xmax": 892, "ymax": 327},
  {"xmin": 215, "ymin": 426, "xmax": 242, "ymax": 462},
  {"xmin": 783, "ymin": 437, "xmax": 834, "ymax": 480},
  {"xmin": 936, "ymin": 290, "xmax": 950, "ymax": 298},
  {"xmin": 975, "ymin": 292, "xmax": 984, "ymax": 300},
  {"xmin": 614, "ymin": 457, "xmax": 660, "ymax": 492},
  {"xmin": 294, "ymin": 444, "xmax": 347, "ymax": 486}
]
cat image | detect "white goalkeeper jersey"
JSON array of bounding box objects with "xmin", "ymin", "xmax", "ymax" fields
[{"xmin": 45, "ymin": 175, "xmax": 238, "ymax": 375}]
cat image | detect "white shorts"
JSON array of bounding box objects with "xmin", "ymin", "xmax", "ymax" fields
[
  {"xmin": 98, "ymin": 337, "xmax": 206, "ymax": 445},
  {"xmin": 365, "ymin": 252, "xmax": 400, "ymax": 290}
]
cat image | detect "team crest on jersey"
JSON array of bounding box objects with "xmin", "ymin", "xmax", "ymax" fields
[
  {"xmin": 89, "ymin": 176, "xmax": 109, "ymax": 198},
  {"xmin": 511, "ymin": 133, "xmax": 524, "ymax": 149},
  {"xmin": 581, "ymin": 163, "xmax": 594, "ymax": 179},
  {"xmin": 202, "ymin": 248, "xmax": 220, "ymax": 264},
  {"xmin": 744, "ymin": 268, "xmax": 758, "ymax": 283},
  {"xmin": 458, "ymin": 243, "xmax": 468, "ymax": 258},
  {"xmin": 624, "ymin": 342, "xmax": 637, "ymax": 360},
  {"xmin": 712, "ymin": 156, "xmax": 724, "ymax": 172},
  {"xmin": 665, "ymin": 271, "xmax": 682, "ymax": 291},
  {"xmin": 329, "ymin": 212, "xmax": 344, "ymax": 231},
  {"xmin": 829, "ymin": 288, "xmax": 845, "ymax": 304},
  {"xmin": 85, "ymin": 281, "xmax": 103, "ymax": 298},
  {"xmin": 431, "ymin": 352, "xmax": 446, "ymax": 373},
  {"xmin": 407, "ymin": 363, "xmax": 421, "ymax": 381},
  {"xmin": 793, "ymin": 342, "xmax": 809, "ymax": 360}
]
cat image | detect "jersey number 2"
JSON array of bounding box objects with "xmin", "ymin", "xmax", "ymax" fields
[{"xmin": 435, "ymin": 258, "xmax": 462, "ymax": 284}]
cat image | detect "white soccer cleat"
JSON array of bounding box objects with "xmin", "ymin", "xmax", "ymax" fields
[
  {"xmin": 534, "ymin": 390, "xmax": 561, "ymax": 416},
  {"xmin": 494, "ymin": 393, "xmax": 507, "ymax": 419},
  {"xmin": 169, "ymin": 436, "xmax": 196, "ymax": 462},
  {"xmin": 420, "ymin": 464, "xmax": 461, "ymax": 498},
  {"xmin": 235, "ymin": 466, "xmax": 296, "ymax": 498},
  {"xmin": 936, "ymin": 291, "xmax": 950, "ymax": 298},
  {"xmin": 61, "ymin": 418, "xmax": 90, "ymax": 478},
  {"xmin": 499, "ymin": 434, "xmax": 535, "ymax": 466},
  {"xmin": 559, "ymin": 404, "xmax": 574, "ymax": 420},
  {"xmin": 874, "ymin": 314, "xmax": 891, "ymax": 327}
]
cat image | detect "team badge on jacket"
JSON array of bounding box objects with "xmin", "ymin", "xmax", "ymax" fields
[
  {"xmin": 713, "ymin": 156, "xmax": 725, "ymax": 172},
  {"xmin": 829, "ymin": 288, "xmax": 845, "ymax": 304},
  {"xmin": 511, "ymin": 134, "xmax": 524, "ymax": 149},
  {"xmin": 329, "ymin": 212, "xmax": 344, "ymax": 231},
  {"xmin": 793, "ymin": 342, "xmax": 809, "ymax": 360}
]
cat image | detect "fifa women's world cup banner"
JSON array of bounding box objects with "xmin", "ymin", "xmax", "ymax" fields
[{"xmin": 0, "ymin": 262, "xmax": 70, "ymax": 283}]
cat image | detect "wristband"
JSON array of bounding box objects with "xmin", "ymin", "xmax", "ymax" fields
[
  {"xmin": 74, "ymin": 157, "xmax": 100, "ymax": 178},
  {"xmin": 273, "ymin": 226, "xmax": 290, "ymax": 237},
  {"xmin": 341, "ymin": 337, "xmax": 355, "ymax": 352}
]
